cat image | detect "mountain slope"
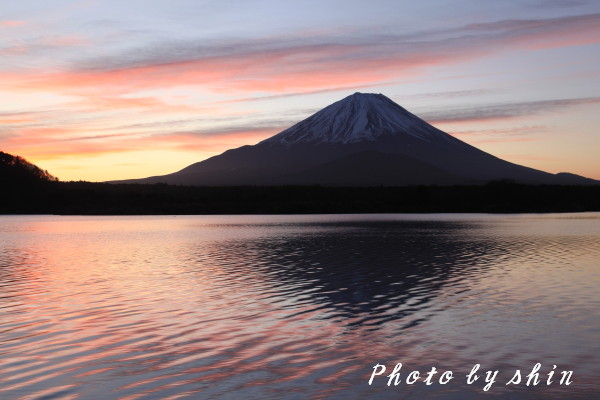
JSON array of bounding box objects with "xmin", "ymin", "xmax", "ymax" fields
[
  {"xmin": 272, "ymin": 151, "xmax": 468, "ymax": 186},
  {"xmin": 0, "ymin": 151, "xmax": 57, "ymax": 185},
  {"xmin": 116, "ymin": 93, "xmax": 597, "ymax": 186}
]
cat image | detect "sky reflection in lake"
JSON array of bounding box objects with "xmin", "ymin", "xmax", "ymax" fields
[{"xmin": 0, "ymin": 214, "xmax": 599, "ymax": 399}]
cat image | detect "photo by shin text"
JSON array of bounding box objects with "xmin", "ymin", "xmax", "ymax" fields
[{"xmin": 369, "ymin": 362, "xmax": 573, "ymax": 392}]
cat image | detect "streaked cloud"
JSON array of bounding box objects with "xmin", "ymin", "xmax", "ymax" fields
[
  {"xmin": 449, "ymin": 125, "xmax": 547, "ymax": 137},
  {"xmin": 423, "ymin": 97, "xmax": 600, "ymax": 124},
  {"xmin": 1, "ymin": 2, "xmax": 598, "ymax": 180},
  {"xmin": 4, "ymin": 13, "xmax": 599, "ymax": 96}
]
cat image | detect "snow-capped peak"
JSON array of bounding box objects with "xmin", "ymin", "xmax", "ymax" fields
[{"xmin": 261, "ymin": 92, "xmax": 453, "ymax": 146}]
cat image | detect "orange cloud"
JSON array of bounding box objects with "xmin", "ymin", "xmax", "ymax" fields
[
  {"xmin": 462, "ymin": 137, "xmax": 536, "ymax": 144},
  {"xmin": 3, "ymin": 117, "xmax": 281, "ymax": 162},
  {"xmin": 0, "ymin": 117, "xmax": 34, "ymax": 124},
  {"xmin": 4, "ymin": 132, "xmax": 141, "ymax": 160},
  {"xmin": 2, "ymin": 127, "xmax": 97, "ymax": 156},
  {"xmin": 501, "ymin": 153, "xmax": 553, "ymax": 161},
  {"xmin": 69, "ymin": 96, "xmax": 206, "ymax": 114},
  {"xmin": 2, "ymin": 12, "xmax": 598, "ymax": 181}
]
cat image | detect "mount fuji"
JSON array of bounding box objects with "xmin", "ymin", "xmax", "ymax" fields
[{"xmin": 118, "ymin": 93, "xmax": 596, "ymax": 186}]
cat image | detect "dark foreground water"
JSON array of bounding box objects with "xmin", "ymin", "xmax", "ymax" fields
[{"xmin": 0, "ymin": 213, "xmax": 599, "ymax": 400}]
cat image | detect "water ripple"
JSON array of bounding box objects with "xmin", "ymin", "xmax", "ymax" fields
[{"xmin": 0, "ymin": 213, "xmax": 599, "ymax": 399}]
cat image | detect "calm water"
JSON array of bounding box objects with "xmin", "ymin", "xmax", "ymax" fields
[{"xmin": 0, "ymin": 213, "xmax": 599, "ymax": 399}]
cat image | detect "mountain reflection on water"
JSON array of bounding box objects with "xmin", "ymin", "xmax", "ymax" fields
[
  {"xmin": 0, "ymin": 214, "xmax": 599, "ymax": 399},
  {"xmin": 209, "ymin": 220, "xmax": 488, "ymax": 329}
]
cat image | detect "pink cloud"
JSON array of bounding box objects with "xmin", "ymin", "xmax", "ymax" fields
[
  {"xmin": 2, "ymin": 45, "xmax": 452, "ymax": 97},
  {"xmin": 2, "ymin": 12, "xmax": 598, "ymax": 170},
  {"xmin": 2, "ymin": 13, "xmax": 598, "ymax": 99},
  {"xmin": 0, "ymin": 20, "xmax": 27, "ymax": 28}
]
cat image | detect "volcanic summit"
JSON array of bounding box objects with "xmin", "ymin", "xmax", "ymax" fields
[{"xmin": 117, "ymin": 93, "xmax": 596, "ymax": 186}]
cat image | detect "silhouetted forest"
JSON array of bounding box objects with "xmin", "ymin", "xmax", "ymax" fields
[
  {"xmin": 2, "ymin": 180, "xmax": 599, "ymax": 214},
  {"xmin": 2, "ymin": 151, "xmax": 599, "ymax": 214},
  {"xmin": 1, "ymin": 151, "xmax": 57, "ymax": 183}
]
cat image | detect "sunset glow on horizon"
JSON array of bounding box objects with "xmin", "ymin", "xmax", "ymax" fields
[{"xmin": 1, "ymin": 1, "xmax": 599, "ymax": 181}]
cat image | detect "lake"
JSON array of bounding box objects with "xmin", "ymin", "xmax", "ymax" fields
[{"xmin": 0, "ymin": 213, "xmax": 599, "ymax": 399}]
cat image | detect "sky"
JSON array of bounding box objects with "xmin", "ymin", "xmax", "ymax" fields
[{"xmin": 1, "ymin": 0, "xmax": 599, "ymax": 181}]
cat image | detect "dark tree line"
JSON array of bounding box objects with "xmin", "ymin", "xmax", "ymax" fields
[
  {"xmin": 3, "ymin": 180, "xmax": 600, "ymax": 215},
  {"xmin": 2, "ymin": 151, "xmax": 599, "ymax": 215}
]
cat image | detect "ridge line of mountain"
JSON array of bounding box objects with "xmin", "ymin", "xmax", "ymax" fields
[{"xmin": 112, "ymin": 92, "xmax": 597, "ymax": 186}]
